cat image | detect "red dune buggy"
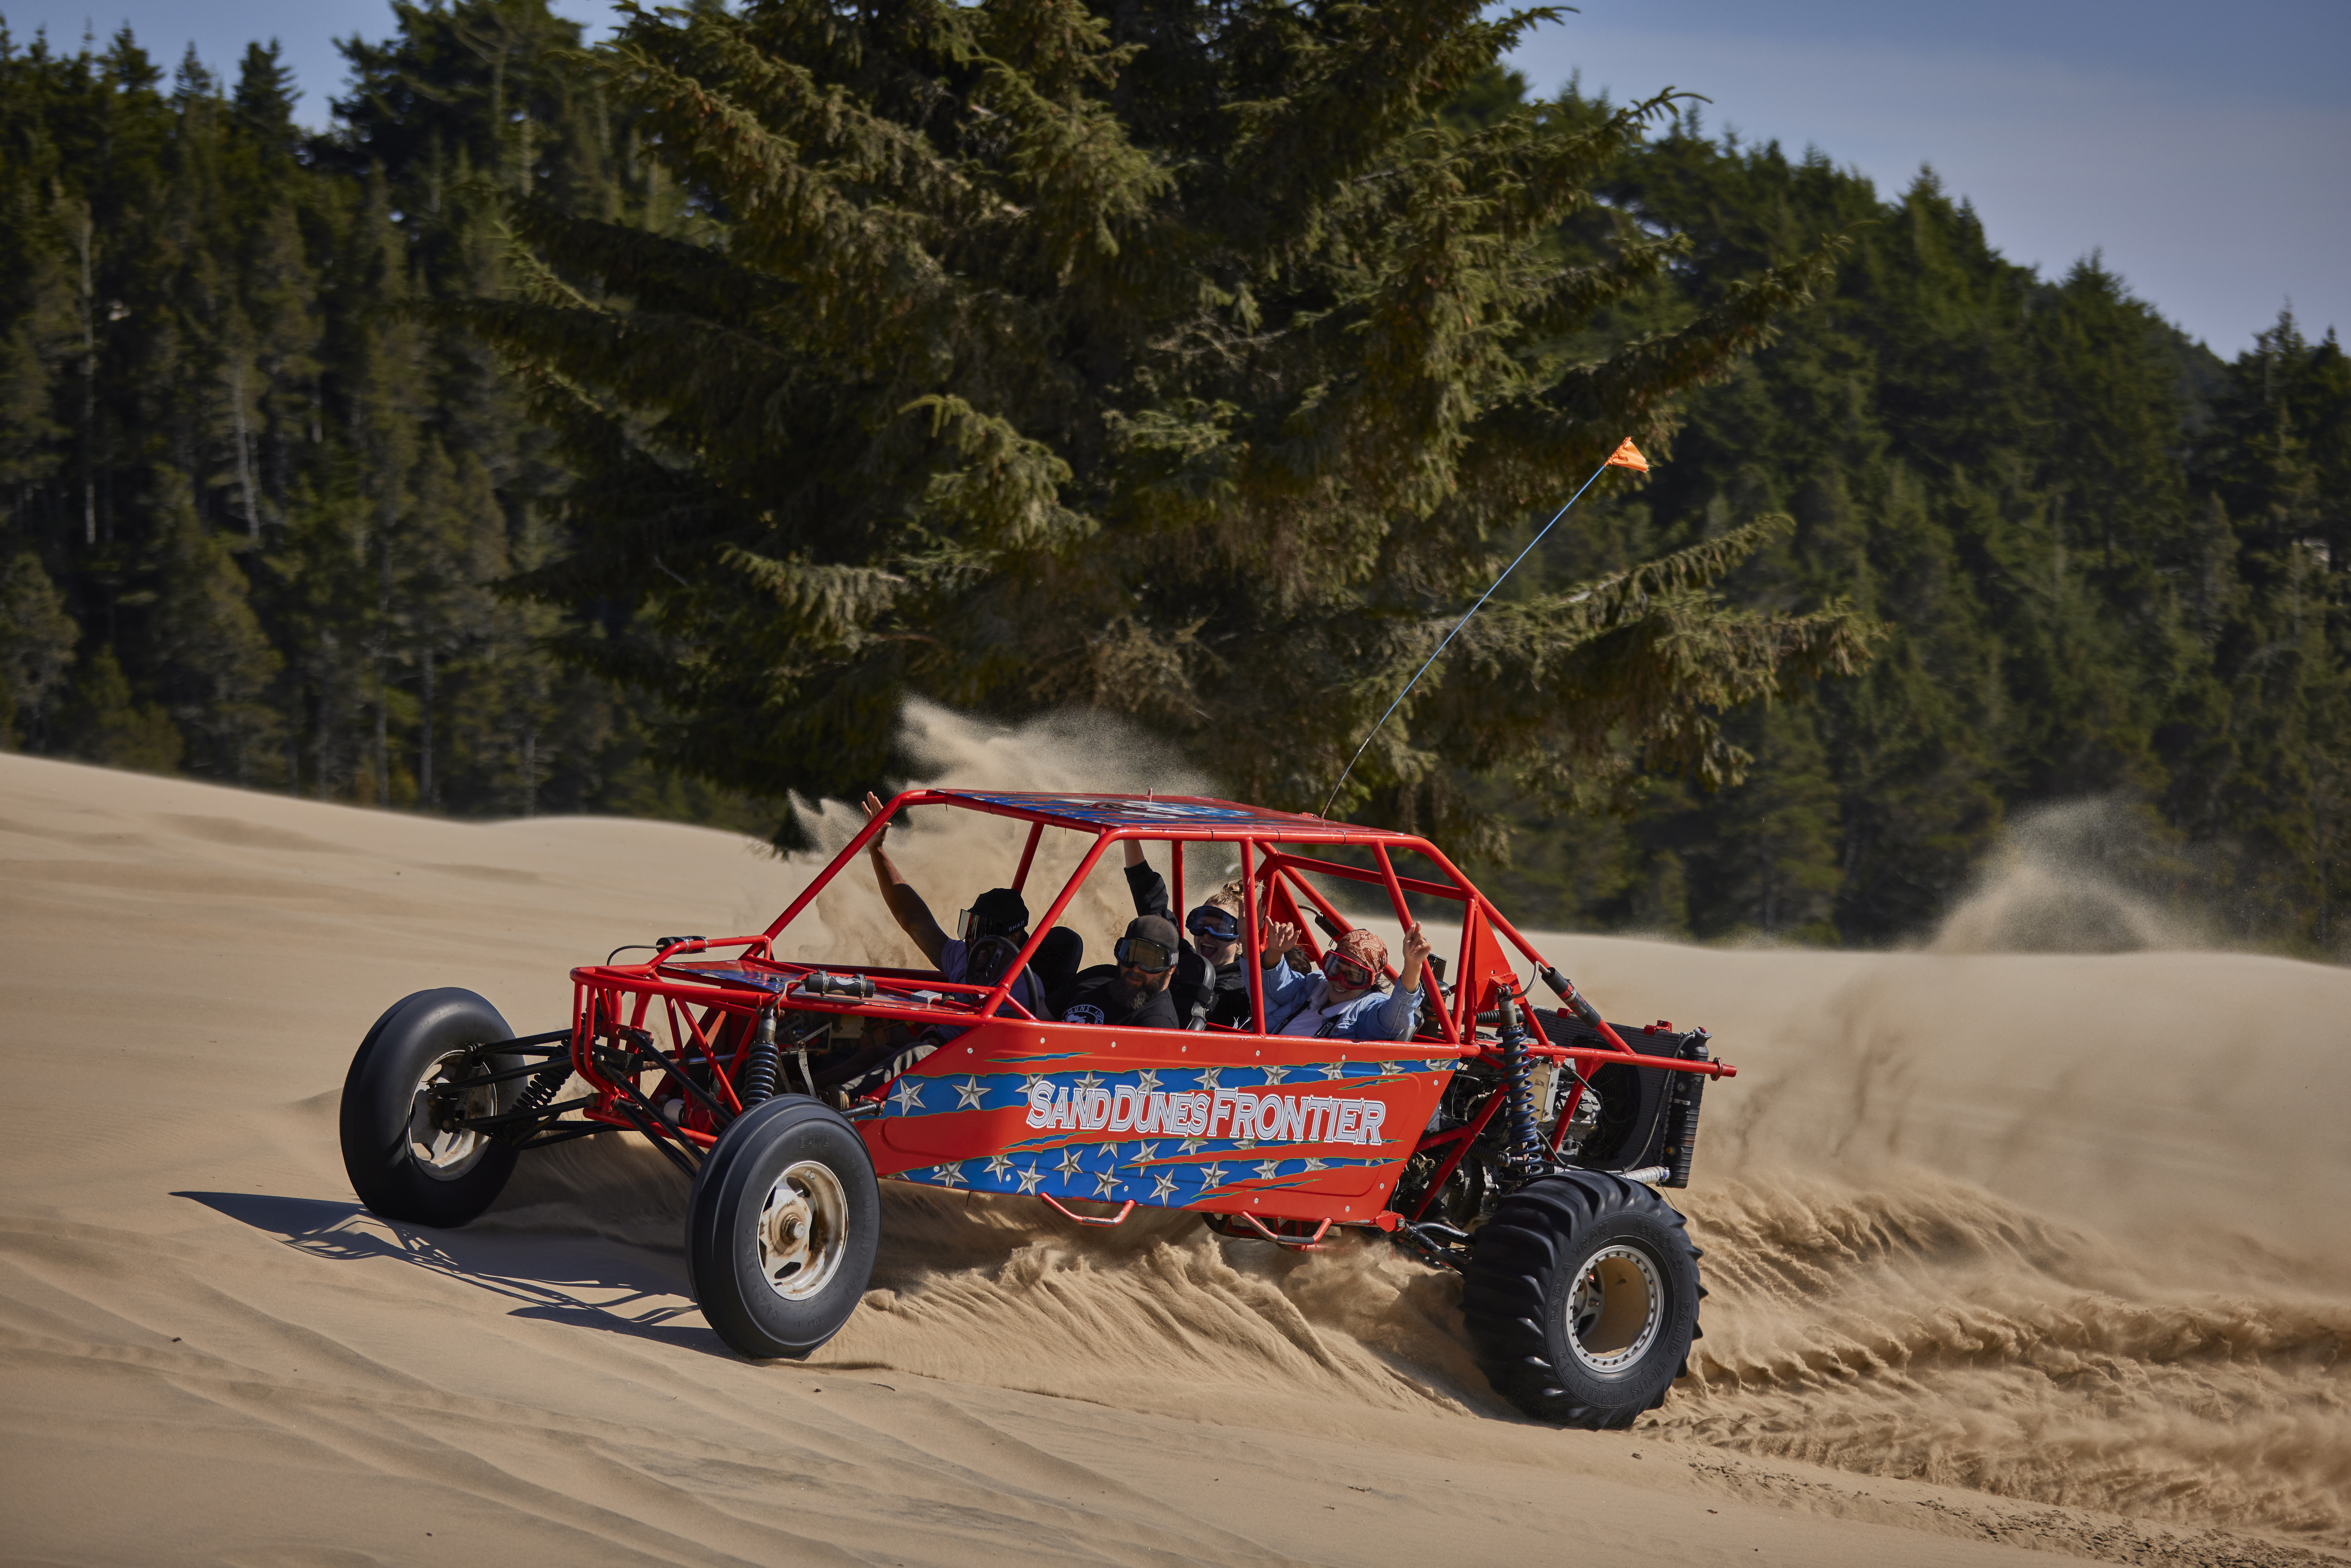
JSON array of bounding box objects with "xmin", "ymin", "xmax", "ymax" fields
[{"xmin": 339, "ymin": 792, "xmax": 1734, "ymax": 1428}]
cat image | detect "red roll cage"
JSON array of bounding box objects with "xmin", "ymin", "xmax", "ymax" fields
[{"xmin": 555, "ymin": 790, "xmax": 1730, "ymax": 1222}]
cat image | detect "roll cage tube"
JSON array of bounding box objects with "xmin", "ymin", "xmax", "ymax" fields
[{"xmin": 733, "ymin": 791, "xmax": 1732, "ymax": 1080}]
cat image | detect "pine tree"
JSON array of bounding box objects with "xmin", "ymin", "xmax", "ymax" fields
[
  {"xmin": 2186, "ymin": 313, "xmax": 2351, "ymax": 943},
  {"xmin": 59, "ymin": 642, "xmax": 181, "ymax": 769},
  {"xmin": 0, "ymin": 548, "xmax": 77, "ymax": 747},
  {"xmin": 146, "ymin": 465, "xmax": 281, "ymax": 776},
  {"xmin": 450, "ymin": 0, "xmax": 1877, "ymax": 845}
]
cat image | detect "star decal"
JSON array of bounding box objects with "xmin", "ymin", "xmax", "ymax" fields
[
  {"xmin": 890, "ymin": 1077, "xmax": 928, "ymax": 1114},
  {"xmin": 1093, "ymin": 1168, "xmax": 1123, "ymax": 1198},
  {"xmin": 954, "ymin": 1076, "xmax": 988, "ymax": 1110},
  {"xmin": 1382, "ymin": 1061, "xmax": 1413, "ymax": 1078},
  {"xmin": 1134, "ymin": 1068, "xmax": 1162, "ymax": 1095},
  {"xmin": 932, "ymin": 1161, "xmax": 967, "ymax": 1187},
  {"xmin": 1179, "ymin": 1136, "xmax": 1205, "ymax": 1155},
  {"xmin": 1020, "ymin": 1072, "xmax": 1052, "ymax": 1099},
  {"xmin": 1197, "ymin": 1162, "xmax": 1226, "ymax": 1191},
  {"xmin": 1075, "ymin": 1070, "xmax": 1105, "ymax": 1095},
  {"xmin": 1258, "ymin": 1063, "xmax": 1289, "ymax": 1085},
  {"xmin": 1301, "ymin": 1157, "xmax": 1328, "ymax": 1172},
  {"xmin": 1197, "ymin": 1067, "xmax": 1222, "ymax": 1090},
  {"xmin": 1150, "ymin": 1169, "xmax": 1179, "ymax": 1202},
  {"xmin": 1132, "ymin": 1141, "xmax": 1160, "ymax": 1164},
  {"xmin": 1255, "ymin": 1158, "xmax": 1283, "ymax": 1181},
  {"xmin": 1016, "ymin": 1162, "xmax": 1045, "ymax": 1194},
  {"xmin": 1098, "ymin": 1141, "xmax": 1121, "ymax": 1162},
  {"xmin": 1319, "ymin": 1059, "xmax": 1351, "ymax": 1080},
  {"xmin": 1057, "ymin": 1146, "xmax": 1086, "ymax": 1176},
  {"xmin": 985, "ymin": 1152, "xmax": 1015, "ymax": 1179}
]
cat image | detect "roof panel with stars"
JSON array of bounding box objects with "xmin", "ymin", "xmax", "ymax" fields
[{"xmin": 901, "ymin": 789, "xmax": 1427, "ymax": 844}]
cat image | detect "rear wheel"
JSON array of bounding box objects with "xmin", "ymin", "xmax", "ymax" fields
[
  {"xmin": 340, "ymin": 989, "xmax": 525, "ymax": 1227},
  {"xmin": 686, "ymin": 1096, "xmax": 879, "ymax": 1359},
  {"xmin": 1461, "ymin": 1170, "xmax": 1702, "ymax": 1428}
]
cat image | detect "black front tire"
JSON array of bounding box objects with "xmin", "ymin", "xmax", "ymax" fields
[
  {"xmin": 686, "ymin": 1096, "xmax": 880, "ymax": 1360},
  {"xmin": 340, "ymin": 988, "xmax": 525, "ymax": 1228},
  {"xmin": 1462, "ymin": 1170, "xmax": 1703, "ymax": 1428}
]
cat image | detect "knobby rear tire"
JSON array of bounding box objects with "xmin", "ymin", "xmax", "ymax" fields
[
  {"xmin": 340, "ymin": 988, "xmax": 525, "ymax": 1228},
  {"xmin": 686, "ymin": 1096, "xmax": 880, "ymax": 1360},
  {"xmin": 1461, "ymin": 1170, "xmax": 1704, "ymax": 1429}
]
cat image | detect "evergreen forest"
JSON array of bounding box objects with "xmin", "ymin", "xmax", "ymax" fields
[{"xmin": 0, "ymin": 0, "xmax": 2343, "ymax": 955}]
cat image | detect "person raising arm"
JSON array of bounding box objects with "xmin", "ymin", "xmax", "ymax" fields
[
  {"xmin": 863, "ymin": 791, "xmax": 949, "ymax": 967},
  {"xmin": 1121, "ymin": 841, "xmax": 1255, "ymax": 1029},
  {"xmin": 856, "ymin": 791, "xmax": 1041, "ymax": 1012},
  {"xmin": 1262, "ymin": 924, "xmax": 1434, "ymax": 1042}
]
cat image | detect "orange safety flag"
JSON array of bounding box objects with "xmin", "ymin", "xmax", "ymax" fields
[{"xmin": 1604, "ymin": 437, "xmax": 1650, "ymax": 473}]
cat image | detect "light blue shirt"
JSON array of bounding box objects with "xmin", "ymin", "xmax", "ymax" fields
[{"xmin": 1261, "ymin": 960, "xmax": 1422, "ymax": 1042}]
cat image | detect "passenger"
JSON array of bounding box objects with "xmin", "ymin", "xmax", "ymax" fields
[
  {"xmin": 1047, "ymin": 915, "xmax": 1184, "ymax": 1029},
  {"xmin": 1262, "ymin": 923, "xmax": 1434, "ymax": 1042},
  {"xmin": 1120, "ymin": 843, "xmax": 1254, "ymax": 1029},
  {"xmin": 817, "ymin": 793, "xmax": 1046, "ymax": 1089}
]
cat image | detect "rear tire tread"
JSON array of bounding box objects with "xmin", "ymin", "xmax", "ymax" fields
[{"xmin": 1462, "ymin": 1170, "xmax": 1703, "ymax": 1430}]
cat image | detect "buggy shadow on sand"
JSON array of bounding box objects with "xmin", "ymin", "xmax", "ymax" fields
[{"xmin": 339, "ymin": 791, "xmax": 1734, "ymax": 1428}]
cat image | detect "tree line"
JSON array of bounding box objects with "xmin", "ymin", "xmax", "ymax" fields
[
  {"xmin": 0, "ymin": 0, "xmax": 762, "ymax": 828},
  {"xmin": 0, "ymin": 3, "xmax": 2342, "ymax": 953},
  {"xmin": 1477, "ymin": 86, "xmax": 2347, "ymax": 951}
]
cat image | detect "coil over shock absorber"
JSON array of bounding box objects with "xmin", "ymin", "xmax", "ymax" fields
[
  {"xmin": 741, "ymin": 1005, "xmax": 781, "ymax": 1106},
  {"xmin": 1494, "ymin": 990, "xmax": 1548, "ymax": 1178},
  {"xmin": 509, "ymin": 1056, "xmax": 573, "ymax": 1118}
]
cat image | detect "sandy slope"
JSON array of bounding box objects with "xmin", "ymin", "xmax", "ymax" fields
[{"xmin": 1, "ymin": 747, "xmax": 2344, "ymax": 1568}]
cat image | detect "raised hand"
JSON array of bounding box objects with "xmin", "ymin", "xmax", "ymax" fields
[
  {"xmin": 1261, "ymin": 919, "xmax": 1302, "ymax": 958},
  {"xmin": 1401, "ymin": 924, "xmax": 1433, "ymax": 980}
]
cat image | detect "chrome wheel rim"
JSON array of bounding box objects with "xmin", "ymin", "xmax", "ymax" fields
[
  {"xmin": 1564, "ymin": 1242, "xmax": 1663, "ymax": 1375},
  {"xmin": 757, "ymin": 1160, "xmax": 849, "ymax": 1302},
  {"xmin": 407, "ymin": 1050, "xmax": 498, "ymax": 1181}
]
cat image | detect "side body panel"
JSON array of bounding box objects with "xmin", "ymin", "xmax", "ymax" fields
[{"xmin": 856, "ymin": 1017, "xmax": 1454, "ymax": 1225}]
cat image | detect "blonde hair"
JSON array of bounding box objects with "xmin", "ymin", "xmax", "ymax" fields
[{"xmin": 1206, "ymin": 878, "xmax": 1247, "ymax": 916}]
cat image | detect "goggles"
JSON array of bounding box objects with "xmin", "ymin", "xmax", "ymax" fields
[
  {"xmin": 1114, "ymin": 936, "xmax": 1177, "ymax": 974},
  {"xmin": 1185, "ymin": 907, "xmax": 1242, "ymax": 944},
  {"xmin": 1320, "ymin": 949, "xmax": 1377, "ymax": 989},
  {"xmin": 955, "ymin": 909, "xmax": 1024, "ymax": 943}
]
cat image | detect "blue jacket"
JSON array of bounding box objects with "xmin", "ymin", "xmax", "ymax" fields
[{"xmin": 1261, "ymin": 960, "xmax": 1422, "ymax": 1042}]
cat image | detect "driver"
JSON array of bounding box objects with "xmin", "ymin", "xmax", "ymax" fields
[
  {"xmin": 855, "ymin": 791, "xmax": 1046, "ymax": 1015},
  {"xmin": 818, "ymin": 793, "xmax": 1047, "ymax": 1090},
  {"xmin": 1262, "ymin": 924, "xmax": 1434, "ymax": 1042}
]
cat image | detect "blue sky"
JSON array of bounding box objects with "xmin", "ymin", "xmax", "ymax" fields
[
  {"xmin": 1500, "ymin": 0, "xmax": 2349, "ymax": 355},
  {"xmin": 6, "ymin": 0, "xmax": 2342, "ymax": 354}
]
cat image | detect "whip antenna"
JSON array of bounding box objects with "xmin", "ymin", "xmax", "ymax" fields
[{"xmin": 1318, "ymin": 438, "xmax": 1650, "ymax": 819}]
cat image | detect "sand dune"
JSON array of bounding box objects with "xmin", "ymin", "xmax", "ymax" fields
[{"xmin": 1, "ymin": 733, "xmax": 2345, "ymax": 1567}]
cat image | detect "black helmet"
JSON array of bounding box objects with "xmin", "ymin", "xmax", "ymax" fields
[{"xmin": 959, "ymin": 886, "xmax": 1029, "ymax": 940}]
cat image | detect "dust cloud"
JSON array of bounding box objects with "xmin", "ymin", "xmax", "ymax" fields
[
  {"xmin": 767, "ymin": 699, "xmax": 1214, "ymax": 972},
  {"xmin": 494, "ymin": 708, "xmax": 2350, "ymax": 1553},
  {"xmin": 1933, "ymin": 798, "xmax": 2202, "ymax": 954}
]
